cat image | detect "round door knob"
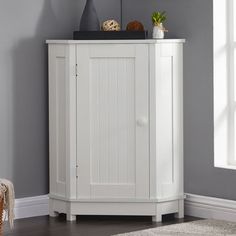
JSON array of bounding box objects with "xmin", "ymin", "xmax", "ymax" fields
[{"xmin": 137, "ymin": 117, "xmax": 148, "ymax": 127}]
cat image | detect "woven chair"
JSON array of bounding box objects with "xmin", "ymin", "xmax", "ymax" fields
[
  {"xmin": 0, "ymin": 196, "xmax": 3, "ymax": 236},
  {"xmin": 0, "ymin": 185, "xmax": 7, "ymax": 236}
]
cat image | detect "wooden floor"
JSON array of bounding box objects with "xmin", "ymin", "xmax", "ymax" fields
[{"xmin": 3, "ymin": 215, "xmax": 199, "ymax": 236}]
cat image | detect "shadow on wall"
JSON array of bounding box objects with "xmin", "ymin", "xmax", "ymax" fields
[{"xmin": 11, "ymin": 0, "xmax": 78, "ymax": 198}]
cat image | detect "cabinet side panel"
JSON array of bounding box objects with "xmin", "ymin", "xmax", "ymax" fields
[
  {"xmin": 49, "ymin": 45, "xmax": 67, "ymax": 198},
  {"xmin": 155, "ymin": 43, "xmax": 184, "ymax": 199},
  {"xmin": 156, "ymin": 44, "xmax": 174, "ymax": 198},
  {"xmin": 173, "ymin": 44, "xmax": 184, "ymax": 196}
]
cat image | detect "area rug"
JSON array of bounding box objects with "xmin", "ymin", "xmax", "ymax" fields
[{"xmin": 115, "ymin": 220, "xmax": 236, "ymax": 235}]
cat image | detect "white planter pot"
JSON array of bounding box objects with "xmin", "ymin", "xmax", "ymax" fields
[{"xmin": 152, "ymin": 24, "xmax": 164, "ymax": 39}]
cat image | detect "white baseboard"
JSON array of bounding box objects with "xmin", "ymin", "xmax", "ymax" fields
[
  {"xmin": 11, "ymin": 193, "xmax": 236, "ymax": 221},
  {"xmin": 185, "ymin": 193, "xmax": 236, "ymax": 222},
  {"xmin": 14, "ymin": 195, "xmax": 49, "ymax": 219}
]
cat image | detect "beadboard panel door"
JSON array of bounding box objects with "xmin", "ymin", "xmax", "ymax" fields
[{"xmin": 76, "ymin": 44, "xmax": 149, "ymax": 199}]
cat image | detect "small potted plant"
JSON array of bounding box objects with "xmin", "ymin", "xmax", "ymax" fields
[{"xmin": 152, "ymin": 11, "xmax": 168, "ymax": 39}]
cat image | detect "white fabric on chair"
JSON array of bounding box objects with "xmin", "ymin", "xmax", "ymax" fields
[{"xmin": 0, "ymin": 179, "xmax": 15, "ymax": 228}]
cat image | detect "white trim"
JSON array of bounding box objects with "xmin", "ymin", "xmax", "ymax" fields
[
  {"xmin": 213, "ymin": 0, "xmax": 236, "ymax": 169},
  {"xmin": 46, "ymin": 39, "xmax": 186, "ymax": 44},
  {"xmin": 10, "ymin": 193, "xmax": 236, "ymax": 222},
  {"xmin": 215, "ymin": 164, "xmax": 236, "ymax": 170},
  {"xmin": 185, "ymin": 193, "xmax": 236, "ymax": 222},
  {"xmin": 14, "ymin": 195, "xmax": 49, "ymax": 219}
]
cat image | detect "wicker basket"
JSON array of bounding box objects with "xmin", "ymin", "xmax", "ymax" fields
[{"xmin": 0, "ymin": 197, "xmax": 3, "ymax": 236}]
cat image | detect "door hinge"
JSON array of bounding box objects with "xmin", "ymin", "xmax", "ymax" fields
[
  {"xmin": 76, "ymin": 164, "xmax": 79, "ymax": 179},
  {"xmin": 75, "ymin": 64, "xmax": 78, "ymax": 79}
]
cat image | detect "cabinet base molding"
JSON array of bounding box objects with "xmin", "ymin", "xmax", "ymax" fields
[{"xmin": 49, "ymin": 198, "xmax": 184, "ymax": 222}]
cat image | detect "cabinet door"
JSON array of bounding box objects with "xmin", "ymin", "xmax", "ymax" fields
[{"xmin": 76, "ymin": 44, "xmax": 149, "ymax": 199}]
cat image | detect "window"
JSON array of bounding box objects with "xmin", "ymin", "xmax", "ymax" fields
[{"xmin": 214, "ymin": 0, "xmax": 236, "ymax": 168}]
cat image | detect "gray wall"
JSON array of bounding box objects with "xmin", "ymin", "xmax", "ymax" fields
[
  {"xmin": 2, "ymin": 0, "xmax": 236, "ymax": 200},
  {"xmin": 122, "ymin": 0, "xmax": 236, "ymax": 200},
  {"xmin": 0, "ymin": 0, "xmax": 80, "ymax": 198}
]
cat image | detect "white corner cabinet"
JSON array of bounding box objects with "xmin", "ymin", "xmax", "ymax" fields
[{"xmin": 47, "ymin": 39, "xmax": 185, "ymax": 222}]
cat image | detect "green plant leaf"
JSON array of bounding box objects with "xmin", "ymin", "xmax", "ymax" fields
[{"xmin": 152, "ymin": 11, "xmax": 167, "ymax": 25}]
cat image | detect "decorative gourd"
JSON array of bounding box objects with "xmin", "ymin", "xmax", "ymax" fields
[
  {"xmin": 126, "ymin": 21, "xmax": 144, "ymax": 31},
  {"xmin": 102, "ymin": 20, "xmax": 121, "ymax": 31}
]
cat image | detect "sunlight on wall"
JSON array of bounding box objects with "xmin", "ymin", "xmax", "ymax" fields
[{"xmin": 214, "ymin": 0, "xmax": 236, "ymax": 168}]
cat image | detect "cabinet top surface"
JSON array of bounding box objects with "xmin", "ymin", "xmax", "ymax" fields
[{"xmin": 46, "ymin": 39, "xmax": 185, "ymax": 44}]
